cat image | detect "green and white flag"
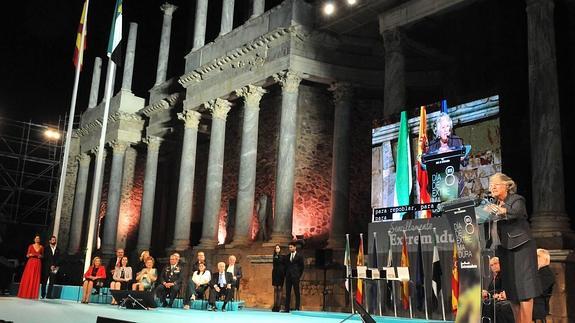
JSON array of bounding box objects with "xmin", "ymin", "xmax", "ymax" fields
[
  {"xmin": 393, "ymin": 111, "xmax": 413, "ymax": 220},
  {"xmin": 107, "ymin": 0, "xmax": 123, "ymax": 65}
]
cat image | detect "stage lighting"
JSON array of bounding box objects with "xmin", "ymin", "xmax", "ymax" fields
[
  {"xmin": 323, "ymin": 2, "xmax": 336, "ymax": 16},
  {"xmin": 44, "ymin": 129, "xmax": 61, "ymax": 140},
  {"xmin": 346, "ymin": 0, "xmax": 358, "ymax": 5}
]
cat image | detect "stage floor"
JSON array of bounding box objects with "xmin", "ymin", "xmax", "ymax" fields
[{"xmin": 0, "ymin": 297, "xmax": 450, "ymax": 323}]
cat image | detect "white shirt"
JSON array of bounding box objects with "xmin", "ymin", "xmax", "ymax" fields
[
  {"xmin": 192, "ymin": 270, "xmax": 211, "ymax": 286},
  {"xmin": 290, "ymin": 252, "xmax": 296, "ymax": 262},
  {"xmin": 50, "ymin": 245, "xmax": 56, "ymax": 255}
]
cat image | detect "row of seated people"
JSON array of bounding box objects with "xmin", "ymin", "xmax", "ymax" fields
[
  {"xmin": 481, "ymin": 249, "xmax": 555, "ymax": 323},
  {"xmin": 81, "ymin": 250, "xmax": 241, "ymax": 311}
]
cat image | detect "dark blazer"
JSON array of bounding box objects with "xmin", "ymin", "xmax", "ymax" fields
[
  {"xmin": 487, "ymin": 273, "xmax": 503, "ymax": 297},
  {"xmin": 210, "ymin": 271, "xmax": 234, "ymax": 288},
  {"xmin": 107, "ymin": 257, "xmax": 123, "ymax": 279},
  {"xmin": 42, "ymin": 245, "xmax": 60, "ymax": 269},
  {"xmin": 497, "ymin": 193, "xmax": 532, "ymax": 250},
  {"xmin": 272, "ymin": 253, "xmax": 286, "ymax": 287},
  {"xmin": 159, "ymin": 264, "xmax": 183, "ymax": 287},
  {"xmin": 285, "ymin": 252, "xmax": 304, "ymax": 281},
  {"xmin": 533, "ymin": 266, "xmax": 555, "ymax": 319},
  {"xmin": 427, "ymin": 135, "xmax": 468, "ymax": 167},
  {"xmin": 226, "ymin": 264, "xmax": 242, "ymax": 288}
]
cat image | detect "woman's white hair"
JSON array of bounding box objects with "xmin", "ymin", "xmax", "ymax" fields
[{"xmin": 433, "ymin": 113, "xmax": 453, "ymax": 137}]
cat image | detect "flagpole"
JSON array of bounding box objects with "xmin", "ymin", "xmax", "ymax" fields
[
  {"xmin": 440, "ymin": 289, "xmax": 446, "ymax": 321},
  {"xmin": 388, "ymin": 231, "xmax": 397, "ymax": 318},
  {"xmin": 346, "ymin": 233, "xmax": 354, "ymax": 314},
  {"xmin": 374, "ymin": 231, "xmax": 382, "ymax": 316},
  {"xmin": 419, "ymin": 229, "xmax": 429, "ymax": 320},
  {"xmin": 83, "ymin": 58, "xmax": 116, "ymax": 274},
  {"xmin": 392, "ymin": 279, "xmax": 398, "ymax": 317},
  {"xmin": 52, "ymin": 0, "xmax": 90, "ymax": 238}
]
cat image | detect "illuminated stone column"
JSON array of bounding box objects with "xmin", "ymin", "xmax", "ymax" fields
[
  {"xmin": 155, "ymin": 3, "xmax": 178, "ymax": 86},
  {"xmin": 327, "ymin": 83, "xmax": 353, "ymax": 249},
  {"xmin": 269, "ymin": 71, "xmax": 301, "ymax": 244},
  {"xmin": 121, "ymin": 22, "xmax": 138, "ymax": 91},
  {"xmin": 101, "ymin": 140, "xmax": 129, "ymax": 257},
  {"xmin": 68, "ymin": 153, "xmax": 91, "ymax": 255},
  {"xmin": 219, "ymin": 0, "xmax": 235, "ymax": 36},
  {"xmin": 251, "ymin": 0, "xmax": 265, "ymax": 18},
  {"xmin": 192, "ymin": 0, "xmax": 208, "ymax": 50},
  {"xmin": 232, "ymin": 85, "xmax": 266, "ymax": 246},
  {"xmin": 89, "ymin": 147, "xmax": 107, "ymax": 250},
  {"xmin": 382, "ymin": 29, "xmax": 405, "ymax": 116},
  {"xmin": 88, "ymin": 57, "xmax": 102, "ymax": 109},
  {"xmin": 136, "ymin": 136, "xmax": 162, "ymax": 252},
  {"xmin": 526, "ymin": 0, "xmax": 573, "ymax": 248},
  {"xmin": 198, "ymin": 98, "xmax": 232, "ymax": 249},
  {"xmin": 171, "ymin": 110, "xmax": 201, "ymax": 251}
]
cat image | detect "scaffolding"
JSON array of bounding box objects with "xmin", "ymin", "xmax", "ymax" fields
[{"xmin": 0, "ymin": 117, "xmax": 65, "ymax": 227}]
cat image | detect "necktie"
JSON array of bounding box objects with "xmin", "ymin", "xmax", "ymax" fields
[
  {"xmin": 219, "ymin": 273, "xmax": 225, "ymax": 287},
  {"xmin": 291, "ymin": 253, "xmax": 294, "ymax": 262}
]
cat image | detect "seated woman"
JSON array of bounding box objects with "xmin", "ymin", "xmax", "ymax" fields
[
  {"xmin": 132, "ymin": 257, "xmax": 157, "ymax": 292},
  {"xmin": 190, "ymin": 262, "xmax": 211, "ymax": 300},
  {"xmin": 110, "ymin": 256, "xmax": 132, "ymax": 305},
  {"xmin": 81, "ymin": 256, "xmax": 106, "ymax": 304},
  {"xmin": 135, "ymin": 250, "xmax": 151, "ymax": 273}
]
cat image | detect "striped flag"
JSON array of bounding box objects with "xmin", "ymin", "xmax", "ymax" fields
[
  {"xmin": 344, "ymin": 234, "xmax": 351, "ymax": 291},
  {"xmin": 73, "ymin": 0, "xmax": 88, "ymax": 70},
  {"xmin": 393, "ymin": 111, "xmax": 413, "ymax": 220},
  {"xmin": 356, "ymin": 233, "xmax": 365, "ymax": 304},
  {"xmin": 451, "ymin": 242, "xmax": 459, "ymax": 315},
  {"xmin": 417, "ymin": 106, "xmax": 431, "ymax": 218},
  {"xmin": 400, "ymin": 232, "xmax": 410, "ymax": 310},
  {"xmin": 107, "ymin": 0, "xmax": 123, "ymax": 65},
  {"xmin": 431, "ymin": 231, "xmax": 443, "ymax": 311},
  {"xmin": 441, "ymin": 99, "xmax": 449, "ymax": 114}
]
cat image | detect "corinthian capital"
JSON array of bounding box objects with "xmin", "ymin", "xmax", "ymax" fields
[
  {"xmin": 77, "ymin": 153, "xmax": 91, "ymax": 167},
  {"xmin": 205, "ymin": 98, "xmax": 232, "ymax": 121},
  {"xmin": 236, "ymin": 85, "xmax": 266, "ymax": 109},
  {"xmin": 109, "ymin": 140, "xmax": 129, "ymax": 153},
  {"xmin": 329, "ymin": 82, "xmax": 354, "ymax": 105},
  {"xmin": 144, "ymin": 136, "xmax": 163, "ymax": 152},
  {"xmin": 177, "ymin": 109, "xmax": 201, "ymax": 129},
  {"xmin": 382, "ymin": 29, "xmax": 403, "ymax": 54},
  {"xmin": 160, "ymin": 2, "xmax": 178, "ymax": 16},
  {"xmin": 273, "ymin": 71, "xmax": 302, "ymax": 93}
]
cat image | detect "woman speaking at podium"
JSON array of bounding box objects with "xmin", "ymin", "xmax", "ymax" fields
[{"xmin": 487, "ymin": 173, "xmax": 540, "ymax": 323}]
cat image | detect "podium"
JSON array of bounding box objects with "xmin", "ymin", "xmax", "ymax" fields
[{"xmin": 422, "ymin": 146, "xmax": 468, "ymax": 203}]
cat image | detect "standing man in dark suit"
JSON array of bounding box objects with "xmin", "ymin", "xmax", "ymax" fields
[
  {"xmin": 283, "ymin": 241, "xmax": 304, "ymax": 312},
  {"xmin": 155, "ymin": 253, "xmax": 182, "ymax": 307},
  {"xmin": 41, "ymin": 236, "xmax": 60, "ymax": 298},
  {"xmin": 208, "ymin": 262, "xmax": 234, "ymax": 311},
  {"xmin": 226, "ymin": 255, "xmax": 242, "ymax": 291}
]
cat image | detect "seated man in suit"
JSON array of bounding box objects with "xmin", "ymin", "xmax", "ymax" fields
[
  {"xmin": 226, "ymin": 255, "xmax": 242, "ymax": 291},
  {"xmin": 155, "ymin": 253, "xmax": 182, "ymax": 308},
  {"xmin": 533, "ymin": 249, "xmax": 555, "ymax": 320},
  {"xmin": 481, "ymin": 257, "xmax": 514, "ymax": 323},
  {"xmin": 208, "ymin": 262, "xmax": 234, "ymax": 311}
]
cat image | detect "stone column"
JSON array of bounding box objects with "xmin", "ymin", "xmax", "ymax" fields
[
  {"xmin": 121, "ymin": 22, "xmax": 138, "ymax": 91},
  {"xmin": 198, "ymin": 99, "xmax": 232, "ymax": 249},
  {"xmin": 68, "ymin": 153, "xmax": 91, "ymax": 255},
  {"xmin": 327, "ymin": 83, "xmax": 353, "ymax": 249},
  {"xmin": 101, "ymin": 140, "xmax": 129, "ymax": 257},
  {"xmin": 231, "ymin": 85, "xmax": 266, "ymax": 246},
  {"xmin": 155, "ymin": 3, "xmax": 178, "ymax": 86},
  {"xmin": 269, "ymin": 71, "xmax": 301, "ymax": 244},
  {"xmin": 136, "ymin": 136, "xmax": 162, "ymax": 252},
  {"xmin": 526, "ymin": 0, "xmax": 573, "ymax": 249},
  {"xmin": 171, "ymin": 110, "xmax": 201, "ymax": 251},
  {"xmin": 251, "ymin": 0, "xmax": 265, "ymax": 18},
  {"xmin": 219, "ymin": 0, "xmax": 235, "ymax": 36},
  {"xmin": 192, "ymin": 0, "xmax": 208, "ymax": 50},
  {"xmin": 88, "ymin": 57, "xmax": 102, "ymax": 109},
  {"xmin": 382, "ymin": 29, "xmax": 405, "ymax": 116},
  {"xmin": 89, "ymin": 147, "xmax": 107, "ymax": 250}
]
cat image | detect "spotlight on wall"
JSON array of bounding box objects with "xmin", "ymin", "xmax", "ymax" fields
[
  {"xmin": 44, "ymin": 129, "xmax": 61, "ymax": 140},
  {"xmin": 346, "ymin": 0, "xmax": 358, "ymax": 5},
  {"xmin": 323, "ymin": 1, "xmax": 336, "ymax": 16}
]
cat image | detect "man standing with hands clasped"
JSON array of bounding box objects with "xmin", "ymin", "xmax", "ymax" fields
[
  {"xmin": 283, "ymin": 241, "xmax": 304, "ymax": 312},
  {"xmin": 41, "ymin": 236, "xmax": 60, "ymax": 299}
]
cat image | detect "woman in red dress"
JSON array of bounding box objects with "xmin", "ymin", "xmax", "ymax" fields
[{"xmin": 17, "ymin": 235, "xmax": 43, "ymax": 299}]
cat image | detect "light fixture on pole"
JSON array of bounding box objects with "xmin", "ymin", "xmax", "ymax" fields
[{"xmin": 323, "ymin": 1, "xmax": 336, "ymax": 16}]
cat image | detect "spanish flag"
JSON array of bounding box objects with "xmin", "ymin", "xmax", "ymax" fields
[
  {"xmin": 400, "ymin": 232, "xmax": 410, "ymax": 310},
  {"xmin": 417, "ymin": 106, "xmax": 431, "ymax": 218},
  {"xmin": 355, "ymin": 233, "xmax": 364, "ymax": 304},
  {"xmin": 451, "ymin": 242, "xmax": 459, "ymax": 315},
  {"xmin": 73, "ymin": 0, "xmax": 88, "ymax": 70}
]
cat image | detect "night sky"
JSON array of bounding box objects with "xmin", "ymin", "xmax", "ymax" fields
[{"xmin": 0, "ymin": 0, "xmax": 283, "ymax": 126}]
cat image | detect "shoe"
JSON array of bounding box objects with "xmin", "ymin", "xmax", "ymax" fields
[
  {"xmin": 208, "ymin": 306, "xmax": 213, "ymax": 311},
  {"xmin": 221, "ymin": 307, "xmax": 226, "ymax": 312},
  {"xmin": 191, "ymin": 295, "xmax": 196, "ymax": 301},
  {"xmin": 162, "ymin": 302, "xmax": 168, "ymax": 308},
  {"xmin": 183, "ymin": 304, "xmax": 190, "ymax": 310},
  {"xmin": 91, "ymin": 291, "xmax": 99, "ymax": 295},
  {"xmin": 272, "ymin": 307, "xmax": 279, "ymax": 312},
  {"xmin": 281, "ymin": 309, "xmax": 290, "ymax": 313}
]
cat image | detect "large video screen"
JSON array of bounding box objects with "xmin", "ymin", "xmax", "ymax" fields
[{"xmin": 371, "ymin": 95, "xmax": 501, "ymax": 220}]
